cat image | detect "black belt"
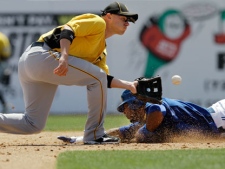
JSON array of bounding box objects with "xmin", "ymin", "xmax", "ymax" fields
[{"xmin": 31, "ymin": 42, "xmax": 44, "ymax": 47}]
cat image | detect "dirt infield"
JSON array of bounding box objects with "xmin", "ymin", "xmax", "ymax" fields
[{"xmin": 1, "ymin": 132, "xmax": 225, "ymax": 169}]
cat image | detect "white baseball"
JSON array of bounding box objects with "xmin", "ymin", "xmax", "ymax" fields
[{"xmin": 172, "ymin": 75, "xmax": 182, "ymax": 85}]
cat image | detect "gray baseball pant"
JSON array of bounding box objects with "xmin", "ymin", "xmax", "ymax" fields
[{"xmin": 0, "ymin": 43, "xmax": 107, "ymax": 141}]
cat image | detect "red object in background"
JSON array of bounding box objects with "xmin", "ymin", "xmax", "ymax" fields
[
  {"xmin": 140, "ymin": 24, "xmax": 190, "ymax": 61},
  {"xmin": 214, "ymin": 33, "xmax": 225, "ymax": 44}
]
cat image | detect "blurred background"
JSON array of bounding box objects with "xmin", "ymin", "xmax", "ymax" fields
[{"xmin": 0, "ymin": 0, "xmax": 225, "ymax": 114}]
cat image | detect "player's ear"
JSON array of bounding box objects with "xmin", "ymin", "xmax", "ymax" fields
[{"xmin": 105, "ymin": 13, "xmax": 112, "ymax": 20}]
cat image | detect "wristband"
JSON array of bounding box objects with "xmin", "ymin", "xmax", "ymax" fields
[{"xmin": 107, "ymin": 75, "xmax": 114, "ymax": 88}]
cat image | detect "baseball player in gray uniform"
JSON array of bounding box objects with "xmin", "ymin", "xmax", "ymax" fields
[{"xmin": 0, "ymin": 2, "xmax": 138, "ymax": 144}]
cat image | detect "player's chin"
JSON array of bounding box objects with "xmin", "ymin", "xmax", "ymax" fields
[
  {"xmin": 117, "ymin": 32, "xmax": 125, "ymax": 35},
  {"xmin": 118, "ymin": 29, "xmax": 126, "ymax": 35}
]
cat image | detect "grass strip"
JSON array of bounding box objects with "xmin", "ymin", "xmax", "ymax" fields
[{"xmin": 57, "ymin": 149, "xmax": 225, "ymax": 169}]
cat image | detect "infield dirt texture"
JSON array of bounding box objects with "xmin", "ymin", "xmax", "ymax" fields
[{"xmin": 1, "ymin": 131, "xmax": 225, "ymax": 169}]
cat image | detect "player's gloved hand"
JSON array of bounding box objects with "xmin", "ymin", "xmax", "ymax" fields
[{"xmin": 133, "ymin": 76, "xmax": 162, "ymax": 104}]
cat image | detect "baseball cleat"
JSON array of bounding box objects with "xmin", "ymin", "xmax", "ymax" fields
[
  {"xmin": 57, "ymin": 136, "xmax": 83, "ymax": 144},
  {"xmin": 84, "ymin": 134, "xmax": 120, "ymax": 145}
]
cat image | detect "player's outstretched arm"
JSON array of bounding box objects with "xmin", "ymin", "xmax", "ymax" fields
[
  {"xmin": 145, "ymin": 104, "xmax": 165, "ymax": 132},
  {"xmin": 109, "ymin": 77, "xmax": 137, "ymax": 94},
  {"xmin": 106, "ymin": 128, "xmax": 120, "ymax": 137}
]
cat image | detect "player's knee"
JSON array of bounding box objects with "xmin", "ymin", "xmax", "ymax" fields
[
  {"xmin": 33, "ymin": 123, "xmax": 46, "ymax": 133},
  {"xmin": 27, "ymin": 125, "xmax": 44, "ymax": 134},
  {"xmin": 25, "ymin": 122, "xmax": 45, "ymax": 134},
  {"xmin": 35, "ymin": 126, "xmax": 45, "ymax": 133},
  {"xmin": 147, "ymin": 104, "xmax": 166, "ymax": 116},
  {"xmin": 21, "ymin": 115, "xmax": 45, "ymax": 134}
]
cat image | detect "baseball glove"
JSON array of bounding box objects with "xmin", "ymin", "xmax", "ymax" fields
[{"xmin": 134, "ymin": 76, "xmax": 162, "ymax": 104}]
